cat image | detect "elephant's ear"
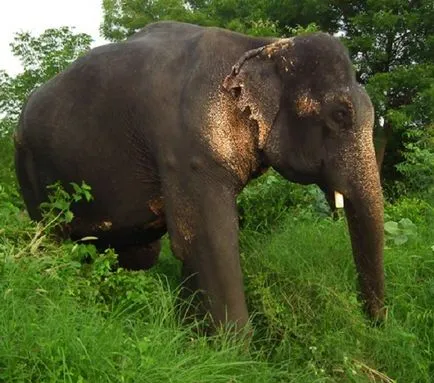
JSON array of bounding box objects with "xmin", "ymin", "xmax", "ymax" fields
[{"xmin": 222, "ymin": 45, "xmax": 283, "ymax": 149}]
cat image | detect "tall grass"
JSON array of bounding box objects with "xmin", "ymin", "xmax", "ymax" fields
[
  {"xmin": 242, "ymin": 212, "xmax": 434, "ymax": 381},
  {"xmin": 1, "ymin": 164, "xmax": 433, "ymax": 381},
  {"xmin": 0, "ymin": 232, "xmax": 280, "ymax": 382}
]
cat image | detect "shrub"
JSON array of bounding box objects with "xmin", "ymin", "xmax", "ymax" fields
[{"xmin": 237, "ymin": 170, "xmax": 331, "ymax": 232}]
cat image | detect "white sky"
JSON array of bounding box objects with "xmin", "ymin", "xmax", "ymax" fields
[{"xmin": 0, "ymin": 0, "xmax": 109, "ymax": 75}]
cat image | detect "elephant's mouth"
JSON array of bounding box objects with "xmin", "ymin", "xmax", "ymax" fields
[
  {"xmin": 285, "ymin": 171, "xmax": 321, "ymax": 185},
  {"xmin": 277, "ymin": 161, "xmax": 323, "ymax": 185}
]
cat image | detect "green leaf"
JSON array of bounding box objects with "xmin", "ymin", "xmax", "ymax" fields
[
  {"xmin": 64, "ymin": 210, "xmax": 74, "ymax": 223},
  {"xmin": 83, "ymin": 190, "xmax": 93, "ymax": 202},
  {"xmin": 394, "ymin": 234, "xmax": 408, "ymax": 246},
  {"xmin": 384, "ymin": 221, "xmax": 400, "ymax": 235},
  {"xmin": 71, "ymin": 182, "xmax": 81, "ymax": 193},
  {"xmin": 399, "ymin": 218, "xmax": 417, "ymax": 235}
]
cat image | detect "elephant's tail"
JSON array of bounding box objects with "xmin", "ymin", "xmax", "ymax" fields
[{"xmin": 14, "ymin": 134, "xmax": 44, "ymax": 221}]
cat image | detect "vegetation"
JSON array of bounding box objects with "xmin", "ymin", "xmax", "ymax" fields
[
  {"xmin": 1, "ymin": 1, "xmax": 433, "ymax": 382},
  {"xmin": 0, "ymin": 180, "xmax": 433, "ymax": 382}
]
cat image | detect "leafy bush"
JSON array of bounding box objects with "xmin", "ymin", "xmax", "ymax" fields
[
  {"xmin": 395, "ymin": 130, "xmax": 434, "ymax": 196},
  {"xmin": 384, "ymin": 218, "xmax": 417, "ymax": 246},
  {"xmin": 237, "ymin": 170, "xmax": 331, "ymax": 233},
  {"xmin": 385, "ymin": 196, "xmax": 433, "ymax": 224},
  {"xmin": 40, "ymin": 181, "xmax": 93, "ymax": 229}
]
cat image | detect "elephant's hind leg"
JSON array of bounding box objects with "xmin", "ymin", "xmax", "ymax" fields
[{"xmin": 117, "ymin": 240, "xmax": 161, "ymax": 270}]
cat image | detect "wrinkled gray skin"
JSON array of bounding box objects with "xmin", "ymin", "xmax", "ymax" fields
[{"xmin": 15, "ymin": 22, "xmax": 385, "ymax": 327}]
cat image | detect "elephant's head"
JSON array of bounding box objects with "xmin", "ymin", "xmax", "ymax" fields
[{"xmin": 224, "ymin": 33, "xmax": 385, "ymax": 320}]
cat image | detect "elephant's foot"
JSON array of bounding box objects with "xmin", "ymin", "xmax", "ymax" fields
[
  {"xmin": 364, "ymin": 298, "xmax": 387, "ymax": 325},
  {"xmin": 178, "ymin": 262, "xmax": 250, "ymax": 336},
  {"xmin": 178, "ymin": 263, "xmax": 207, "ymax": 323},
  {"xmin": 117, "ymin": 240, "xmax": 161, "ymax": 270}
]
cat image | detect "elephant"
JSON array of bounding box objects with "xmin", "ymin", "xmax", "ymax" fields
[{"xmin": 14, "ymin": 21, "xmax": 385, "ymax": 328}]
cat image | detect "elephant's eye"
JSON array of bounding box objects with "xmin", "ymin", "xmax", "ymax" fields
[
  {"xmin": 332, "ymin": 109, "xmax": 347, "ymax": 122},
  {"xmin": 325, "ymin": 103, "xmax": 352, "ymax": 133}
]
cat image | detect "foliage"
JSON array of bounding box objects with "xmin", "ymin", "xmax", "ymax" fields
[
  {"xmin": 338, "ymin": 0, "xmax": 434, "ymax": 195},
  {"xmin": 1, "ymin": 177, "xmax": 433, "ymax": 381},
  {"xmin": 0, "ymin": 135, "xmax": 22, "ymax": 229},
  {"xmin": 0, "ymin": 180, "xmax": 279, "ymax": 382},
  {"xmin": 10, "ymin": 27, "xmax": 92, "ymax": 83},
  {"xmin": 101, "ymin": 0, "xmax": 339, "ymax": 41},
  {"xmin": 394, "ymin": 123, "xmax": 434, "ymax": 196},
  {"xmin": 237, "ymin": 170, "xmax": 331, "ymax": 233},
  {"xmin": 384, "ymin": 218, "xmax": 417, "ymax": 246},
  {"xmin": 0, "ymin": 27, "xmax": 92, "ymax": 136},
  {"xmin": 40, "ymin": 181, "xmax": 93, "ymax": 229},
  {"xmin": 101, "ymin": 0, "xmax": 196, "ymax": 41},
  {"xmin": 385, "ymin": 195, "xmax": 434, "ymax": 225}
]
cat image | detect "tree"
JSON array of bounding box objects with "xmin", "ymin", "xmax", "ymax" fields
[
  {"xmin": 101, "ymin": 0, "xmax": 339, "ymax": 40},
  {"xmin": 0, "ymin": 27, "xmax": 92, "ymax": 135},
  {"xmin": 335, "ymin": 0, "xmax": 434, "ymax": 194},
  {"xmin": 101, "ymin": 0, "xmax": 196, "ymax": 41}
]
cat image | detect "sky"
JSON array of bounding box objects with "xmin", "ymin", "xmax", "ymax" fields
[{"xmin": 0, "ymin": 0, "xmax": 108, "ymax": 75}]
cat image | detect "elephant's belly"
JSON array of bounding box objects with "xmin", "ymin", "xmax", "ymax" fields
[
  {"xmin": 68, "ymin": 211, "xmax": 167, "ymax": 250},
  {"xmin": 68, "ymin": 192, "xmax": 167, "ymax": 250}
]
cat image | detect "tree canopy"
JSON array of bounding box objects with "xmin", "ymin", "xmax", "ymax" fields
[{"xmin": 338, "ymin": 0, "xmax": 434, "ymax": 195}]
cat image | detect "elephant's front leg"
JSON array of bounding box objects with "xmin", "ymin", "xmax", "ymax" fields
[{"xmin": 163, "ymin": 177, "xmax": 248, "ymax": 329}]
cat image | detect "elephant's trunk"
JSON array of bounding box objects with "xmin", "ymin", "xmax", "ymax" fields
[{"xmin": 341, "ymin": 148, "xmax": 385, "ymax": 320}]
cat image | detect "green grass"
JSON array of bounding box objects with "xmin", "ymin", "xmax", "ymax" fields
[
  {"xmin": 0, "ymin": 234, "xmax": 278, "ymax": 382},
  {"xmin": 242, "ymin": 212, "xmax": 434, "ymax": 381},
  {"xmin": 1, "ymin": 186, "xmax": 433, "ymax": 382}
]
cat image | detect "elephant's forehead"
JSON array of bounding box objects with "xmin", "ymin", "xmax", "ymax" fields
[
  {"xmin": 295, "ymin": 91, "xmax": 321, "ymax": 116},
  {"xmin": 295, "ymin": 87, "xmax": 372, "ymax": 123}
]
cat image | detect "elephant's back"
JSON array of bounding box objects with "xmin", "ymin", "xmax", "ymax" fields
[
  {"xmin": 16, "ymin": 21, "xmax": 274, "ymax": 160},
  {"xmin": 126, "ymin": 21, "xmax": 205, "ymax": 43},
  {"xmin": 19, "ymin": 21, "xmax": 271, "ymax": 134}
]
